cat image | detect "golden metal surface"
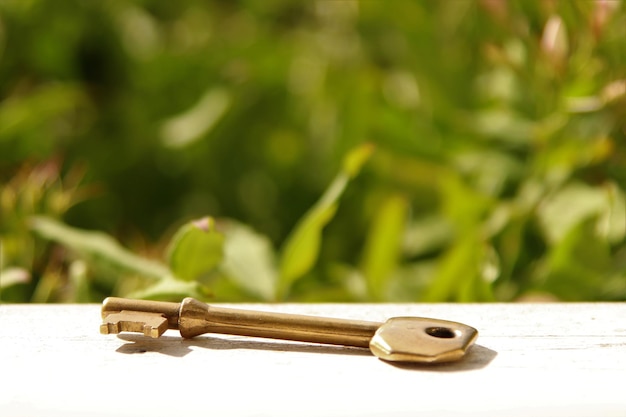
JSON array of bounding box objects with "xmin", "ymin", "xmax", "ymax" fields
[
  {"xmin": 369, "ymin": 317, "xmax": 478, "ymax": 363},
  {"xmin": 101, "ymin": 297, "xmax": 478, "ymax": 364}
]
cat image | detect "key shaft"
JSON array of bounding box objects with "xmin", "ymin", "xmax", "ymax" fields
[{"xmin": 102, "ymin": 297, "xmax": 379, "ymax": 347}]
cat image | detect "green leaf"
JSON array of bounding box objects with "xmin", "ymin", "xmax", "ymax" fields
[
  {"xmin": 423, "ymin": 237, "xmax": 478, "ymax": 302},
  {"xmin": 31, "ymin": 269, "xmax": 62, "ymax": 303},
  {"xmin": 68, "ymin": 260, "xmax": 91, "ymax": 303},
  {"xmin": 0, "ymin": 267, "xmax": 31, "ymax": 289},
  {"xmin": 342, "ymin": 142, "xmax": 375, "ymax": 177},
  {"xmin": 539, "ymin": 218, "xmax": 610, "ymax": 301},
  {"xmin": 326, "ymin": 263, "xmax": 368, "ymax": 301},
  {"xmin": 538, "ymin": 182, "xmax": 608, "ymax": 244},
  {"xmin": 440, "ymin": 173, "xmax": 493, "ymax": 233},
  {"xmin": 424, "ymin": 237, "xmax": 495, "ymax": 302},
  {"xmin": 541, "ymin": 15, "xmax": 568, "ymax": 68},
  {"xmin": 278, "ymin": 202, "xmax": 338, "ymax": 298},
  {"xmin": 470, "ymin": 108, "xmax": 535, "ymax": 145},
  {"xmin": 403, "ymin": 215, "xmax": 454, "ymax": 257},
  {"xmin": 0, "ymin": 83, "xmax": 87, "ymax": 143},
  {"xmin": 160, "ymin": 87, "xmax": 231, "ymax": 148},
  {"xmin": 278, "ymin": 143, "xmax": 373, "ymax": 298},
  {"xmin": 597, "ymin": 182, "xmax": 626, "ymax": 244},
  {"xmin": 361, "ymin": 194, "xmax": 409, "ymax": 300},
  {"xmin": 166, "ymin": 217, "xmax": 224, "ymax": 282},
  {"xmin": 219, "ymin": 220, "xmax": 278, "ymax": 301},
  {"xmin": 30, "ymin": 216, "xmax": 169, "ymax": 280},
  {"xmin": 126, "ymin": 278, "xmax": 203, "ymax": 301},
  {"xmin": 387, "ymin": 261, "xmax": 436, "ymax": 302}
]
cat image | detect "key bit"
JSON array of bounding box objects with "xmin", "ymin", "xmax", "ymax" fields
[
  {"xmin": 100, "ymin": 297, "xmax": 478, "ymax": 364},
  {"xmin": 100, "ymin": 311, "xmax": 169, "ymax": 338}
]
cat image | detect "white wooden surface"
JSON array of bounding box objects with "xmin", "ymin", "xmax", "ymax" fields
[{"xmin": 1, "ymin": 303, "xmax": 625, "ymax": 417}]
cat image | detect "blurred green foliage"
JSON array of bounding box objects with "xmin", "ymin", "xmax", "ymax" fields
[{"xmin": 1, "ymin": 1, "xmax": 626, "ymax": 302}]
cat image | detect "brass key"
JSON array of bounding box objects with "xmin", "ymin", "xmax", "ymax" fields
[{"xmin": 100, "ymin": 297, "xmax": 478, "ymax": 363}]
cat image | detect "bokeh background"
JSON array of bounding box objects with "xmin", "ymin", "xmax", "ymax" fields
[{"xmin": 1, "ymin": 0, "xmax": 626, "ymax": 303}]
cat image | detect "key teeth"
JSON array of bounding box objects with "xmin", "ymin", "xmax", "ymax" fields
[
  {"xmin": 144, "ymin": 325, "xmax": 154, "ymax": 338},
  {"xmin": 145, "ymin": 323, "xmax": 165, "ymax": 338},
  {"xmin": 100, "ymin": 322, "xmax": 121, "ymax": 335},
  {"xmin": 101, "ymin": 311, "xmax": 169, "ymax": 338}
]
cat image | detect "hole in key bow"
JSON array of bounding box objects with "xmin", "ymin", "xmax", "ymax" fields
[{"xmin": 425, "ymin": 327, "xmax": 457, "ymax": 339}]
